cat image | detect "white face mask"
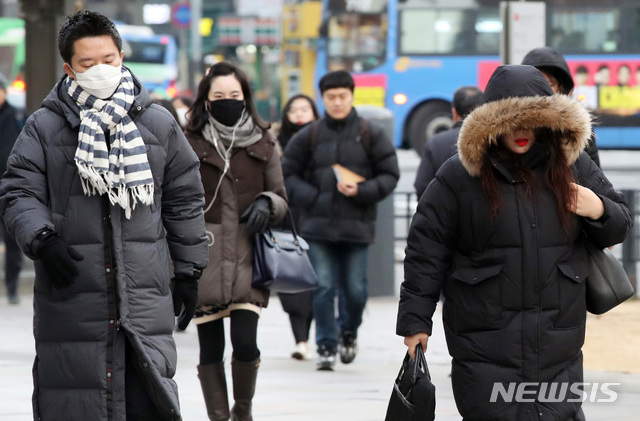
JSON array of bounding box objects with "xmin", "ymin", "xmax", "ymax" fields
[
  {"xmin": 175, "ymin": 107, "xmax": 188, "ymax": 127},
  {"xmin": 71, "ymin": 63, "xmax": 123, "ymax": 99}
]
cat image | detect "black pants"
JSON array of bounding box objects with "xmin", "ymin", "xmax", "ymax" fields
[
  {"xmin": 279, "ymin": 291, "xmax": 313, "ymax": 343},
  {"xmin": 0, "ymin": 220, "xmax": 23, "ymax": 297},
  {"xmin": 125, "ymin": 339, "xmax": 165, "ymax": 421},
  {"xmin": 197, "ymin": 310, "xmax": 260, "ymax": 365}
]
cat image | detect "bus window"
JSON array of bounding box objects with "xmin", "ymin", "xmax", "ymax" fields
[
  {"xmin": 327, "ymin": 13, "xmax": 387, "ymax": 72},
  {"xmin": 399, "ymin": 7, "xmax": 500, "ymax": 56},
  {"xmin": 123, "ymin": 40, "xmax": 166, "ymax": 64}
]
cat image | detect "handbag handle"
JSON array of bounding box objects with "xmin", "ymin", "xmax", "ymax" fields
[
  {"xmin": 398, "ymin": 345, "xmax": 430, "ymax": 384},
  {"xmin": 264, "ymin": 208, "xmax": 304, "ymax": 254}
]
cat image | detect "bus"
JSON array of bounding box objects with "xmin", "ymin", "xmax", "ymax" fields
[
  {"xmin": 0, "ymin": 17, "xmax": 26, "ymax": 110},
  {"xmin": 117, "ymin": 24, "xmax": 179, "ymax": 98},
  {"xmin": 316, "ymin": 0, "xmax": 640, "ymax": 152}
]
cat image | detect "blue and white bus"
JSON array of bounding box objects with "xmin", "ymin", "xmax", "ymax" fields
[
  {"xmin": 117, "ymin": 24, "xmax": 178, "ymax": 98},
  {"xmin": 316, "ymin": 0, "xmax": 640, "ymax": 152}
]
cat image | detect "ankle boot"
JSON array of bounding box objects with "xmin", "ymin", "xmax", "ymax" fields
[
  {"xmin": 198, "ymin": 363, "xmax": 230, "ymax": 421},
  {"xmin": 230, "ymin": 357, "xmax": 260, "ymax": 421}
]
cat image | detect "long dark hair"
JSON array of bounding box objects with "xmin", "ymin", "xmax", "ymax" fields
[
  {"xmin": 185, "ymin": 62, "xmax": 270, "ymax": 136},
  {"xmin": 279, "ymin": 94, "xmax": 319, "ymax": 142},
  {"xmin": 480, "ymin": 128, "xmax": 576, "ymax": 231}
]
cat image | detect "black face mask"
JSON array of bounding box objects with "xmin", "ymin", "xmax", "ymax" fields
[
  {"xmin": 291, "ymin": 121, "xmax": 310, "ymax": 132},
  {"xmin": 208, "ymin": 99, "xmax": 245, "ymax": 126}
]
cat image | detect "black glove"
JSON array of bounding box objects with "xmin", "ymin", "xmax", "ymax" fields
[
  {"xmin": 37, "ymin": 235, "xmax": 84, "ymax": 289},
  {"xmin": 240, "ymin": 197, "xmax": 272, "ymax": 235},
  {"xmin": 172, "ymin": 274, "xmax": 199, "ymax": 330}
]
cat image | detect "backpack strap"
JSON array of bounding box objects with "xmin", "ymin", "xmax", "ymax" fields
[
  {"xmin": 357, "ymin": 118, "xmax": 372, "ymax": 155},
  {"xmin": 308, "ymin": 120, "xmax": 320, "ymax": 154}
]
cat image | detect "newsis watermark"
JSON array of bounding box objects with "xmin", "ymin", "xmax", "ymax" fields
[{"xmin": 490, "ymin": 382, "xmax": 620, "ymax": 403}]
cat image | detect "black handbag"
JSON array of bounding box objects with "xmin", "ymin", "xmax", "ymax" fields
[
  {"xmin": 251, "ymin": 211, "xmax": 318, "ymax": 294},
  {"xmin": 585, "ymin": 241, "xmax": 635, "ymax": 315},
  {"xmin": 385, "ymin": 346, "xmax": 436, "ymax": 421}
]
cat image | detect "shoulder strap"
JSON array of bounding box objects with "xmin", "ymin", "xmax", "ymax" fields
[
  {"xmin": 358, "ymin": 118, "xmax": 371, "ymax": 154},
  {"xmin": 308, "ymin": 120, "xmax": 321, "ymax": 154}
]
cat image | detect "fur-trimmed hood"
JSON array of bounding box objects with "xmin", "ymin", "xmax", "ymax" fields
[{"xmin": 458, "ymin": 65, "xmax": 592, "ymax": 176}]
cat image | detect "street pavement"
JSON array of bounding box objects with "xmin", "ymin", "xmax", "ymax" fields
[{"xmin": 2, "ymin": 283, "xmax": 640, "ymax": 420}]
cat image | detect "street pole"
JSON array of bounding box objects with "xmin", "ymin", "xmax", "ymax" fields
[
  {"xmin": 20, "ymin": 0, "xmax": 76, "ymax": 114},
  {"xmin": 190, "ymin": 0, "xmax": 202, "ymax": 92}
]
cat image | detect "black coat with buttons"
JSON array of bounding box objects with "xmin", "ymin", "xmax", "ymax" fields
[
  {"xmin": 0, "ymin": 73, "xmax": 208, "ymax": 421},
  {"xmin": 397, "ymin": 65, "xmax": 632, "ymax": 420}
]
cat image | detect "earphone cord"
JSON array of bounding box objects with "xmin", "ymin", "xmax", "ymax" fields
[{"xmin": 203, "ymin": 109, "xmax": 245, "ymax": 246}]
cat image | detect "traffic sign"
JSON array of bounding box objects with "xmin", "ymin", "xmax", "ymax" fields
[{"xmin": 171, "ymin": 2, "xmax": 191, "ymax": 29}]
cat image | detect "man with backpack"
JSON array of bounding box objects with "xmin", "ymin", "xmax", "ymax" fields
[{"xmin": 282, "ymin": 70, "xmax": 399, "ymax": 371}]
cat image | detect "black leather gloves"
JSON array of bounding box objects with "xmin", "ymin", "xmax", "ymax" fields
[
  {"xmin": 37, "ymin": 233, "xmax": 84, "ymax": 289},
  {"xmin": 240, "ymin": 197, "xmax": 272, "ymax": 235},
  {"xmin": 172, "ymin": 274, "xmax": 199, "ymax": 330}
]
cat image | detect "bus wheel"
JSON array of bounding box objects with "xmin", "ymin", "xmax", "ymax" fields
[{"xmin": 407, "ymin": 102, "xmax": 453, "ymax": 155}]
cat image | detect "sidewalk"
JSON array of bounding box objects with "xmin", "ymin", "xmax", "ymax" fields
[{"xmin": 2, "ymin": 288, "xmax": 640, "ymax": 420}]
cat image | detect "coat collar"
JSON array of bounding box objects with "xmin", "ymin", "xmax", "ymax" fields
[{"xmin": 457, "ymin": 94, "xmax": 592, "ymax": 177}]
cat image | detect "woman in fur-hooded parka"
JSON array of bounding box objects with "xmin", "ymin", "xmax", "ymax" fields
[{"xmin": 397, "ymin": 65, "xmax": 632, "ymax": 421}]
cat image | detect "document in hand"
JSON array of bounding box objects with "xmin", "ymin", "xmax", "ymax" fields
[{"xmin": 331, "ymin": 164, "xmax": 366, "ymax": 184}]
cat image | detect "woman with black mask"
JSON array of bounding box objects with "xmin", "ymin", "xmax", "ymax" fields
[
  {"xmin": 275, "ymin": 94, "xmax": 320, "ymax": 360},
  {"xmin": 185, "ymin": 61, "xmax": 288, "ymax": 421}
]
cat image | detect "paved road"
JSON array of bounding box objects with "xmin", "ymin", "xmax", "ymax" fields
[{"xmin": 2, "ymin": 289, "xmax": 640, "ymax": 420}]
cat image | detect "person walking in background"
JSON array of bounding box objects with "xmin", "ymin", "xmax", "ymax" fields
[
  {"xmin": 414, "ymin": 86, "xmax": 483, "ymax": 198},
  {"xmin": 0, "ymin": 77, "xmax": 24, "ymax": 304},
  {"xmin": 522, "ymin": 46, "xmax": 600, "ymax": 166},
  {"xmin": 282, "ymin": 70, "xmax": 399, "ymax": 371},
  {"xmin": 398, "ymin": 65, "xmax": 632, "ymax": 420},
  {"xmin": 173, "ymin": 94, "xmax": 194, "ymax": 129},
  {"xmin": 0, "ymin": 10, "xmax": 208, "ymax": 420},
  {"xmin": 276, "ymin": 93, "xmax": 320, "ymax": 360},
  {"xmin": 184, "ymin": 61, "xmax": 288, "ymax": 421}
]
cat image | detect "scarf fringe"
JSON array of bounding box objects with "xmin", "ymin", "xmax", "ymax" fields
[{"xmin": 76, "ymin": 161, "xmax": 154, "ymax": 219}]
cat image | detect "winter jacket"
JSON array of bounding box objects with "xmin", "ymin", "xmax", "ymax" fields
[
  {"xmin": 397, "ymin": 65, "xmax": 632, "ymax": 421},
  {"xmin": 414, "ymin": 120, "xmax": 462, "ymax": 198},
  {"xmin": 282, "ymin": 109, "xmax": 399, "ymax": 244},
  {"xmin": 186, "ymin": 129, "xmax": 287, "ymax": 312},
  {"xmin": 522, "ymin": 46, "xmax": 600, "ymax": 166},
  {"xmin": 0, "ymin": 75, "xmax": 209, "ymax": 421},
  {"xmin": 0, "ymin": 100, "xmax": 21, "ymax": 177}
]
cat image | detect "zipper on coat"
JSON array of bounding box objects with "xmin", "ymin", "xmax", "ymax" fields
[
  {"xmin": 102, "ymin": 196, "xmax": 119, "ymax": 421},
  {"xmin": 530, "ymin": 184, "xmax": 542, "ymax": 383}
]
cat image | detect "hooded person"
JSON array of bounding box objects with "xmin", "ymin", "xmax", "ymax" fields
[
  {"xmin": 0, "ymin": 10, "xmax": 208, "ymax": 421},
  {"xmin": 397, "ymin": 65, "xmax": 632, "ymax": 420},
  {"xmin": 522, "ymin": 46, "xmax": 600, "ymax": 166}
]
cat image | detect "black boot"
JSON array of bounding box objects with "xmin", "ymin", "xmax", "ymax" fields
[
  {"xmin": 230, "ymin": 358, "xmax": 260, "ymax": 421},
  {"xmin": 198, "ymin": 363, "xmax": 230, "ymax": 421}
]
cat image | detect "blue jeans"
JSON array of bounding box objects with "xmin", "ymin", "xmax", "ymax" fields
[{"xmin": 308, "ymin": 241, "xmax": 369, "ymax": 351}]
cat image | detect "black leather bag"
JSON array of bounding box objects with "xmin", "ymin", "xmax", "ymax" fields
[
  {"xmin": 385, "ymin": 346, "xmax": 436, "ymax": 421},
  {"xmin": 585, "ymin": 241, "xmax": 634, "ymax": 315},
  {"xmin": 251, "ymin": 211, "xmax": 318, "ymax": 294}
]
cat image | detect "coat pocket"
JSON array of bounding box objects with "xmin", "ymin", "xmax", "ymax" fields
[
  {"xmin": 450, "ymin": 264, "xmax": 503, "ymax": 334},
  {"xmin": 555, "ymin": 259, "xmax": 588, "ymax": 329}
]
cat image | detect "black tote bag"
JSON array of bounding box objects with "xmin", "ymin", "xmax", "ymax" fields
[
  {"xmin": 385, "ymin": 346, "xmax": 436, "ymax": 421},
  {"xmin": 585, "ymin": 241, "xmax": 634, "ymax": 315},
  {"xmin": 251, "ymin": 211, "xmax": 318, "ymax": 294}
]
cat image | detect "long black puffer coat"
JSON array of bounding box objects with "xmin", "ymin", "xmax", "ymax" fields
[
  {"xmin": 397, "ymin": 65, "xmax": 632, "ymax": 421},
  {"xmin": 0, "ymin": 74, "xmax": 209, "ymax": 421}
]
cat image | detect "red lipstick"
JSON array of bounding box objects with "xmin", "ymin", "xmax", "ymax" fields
[{"xmin": 515, "ymin": 138, "xmax": 529, "ymax": 147}]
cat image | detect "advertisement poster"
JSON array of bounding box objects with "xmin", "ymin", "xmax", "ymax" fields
[{"xmin": 479, "ymin": 59, "xmax": 640, "ymax": 127}]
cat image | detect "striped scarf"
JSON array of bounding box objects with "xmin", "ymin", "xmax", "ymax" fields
[{"xmin": 66, "ymin": 67, "xmax": 154, "ymax": 219}]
